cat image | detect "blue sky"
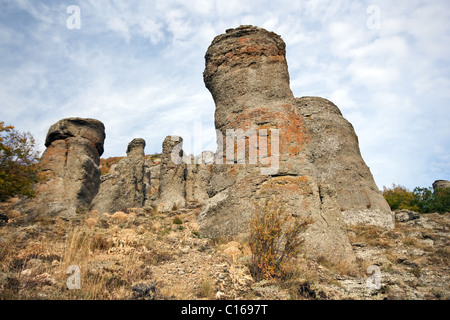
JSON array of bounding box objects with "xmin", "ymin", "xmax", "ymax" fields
[{"xmin": 0, "ymin": 0, "xmax": 449, "ymax": 190}]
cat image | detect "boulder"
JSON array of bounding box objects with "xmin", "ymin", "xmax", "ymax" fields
[
  {"xmin": 395, "ymin": 210, "xmax": 420, "ymax": 222},
  {"xmin": 296, "ymin": 96, "xmax": 395, "ymax": 229},
  {"xmin": 90, "ymin": 138, "xmax": 148, "ymax": 213}
]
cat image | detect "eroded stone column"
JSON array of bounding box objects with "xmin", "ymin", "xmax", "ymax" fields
[
  {"xmin": 198, "ymin": 26, "xmax": 355, "ymax": 263},
  {"xmin": 31, "ymin": 118, "xmax": 105, "ymax": 216},
  {"xmin": 91, "ymin": 138, "xmax": 148, "ymax": 213},
  {"xmin": 158, "ymin": 135, "xmax": 186, "ymax": 211}
]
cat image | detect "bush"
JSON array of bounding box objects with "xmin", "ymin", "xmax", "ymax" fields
[
  {"xmin": 383, "ymin": 184, "xmax": 450, "ymax": 214},
  {"xmin": 433, "ymin": 187, "xmax": 450, "ymax": 214},
  {"xmin": 382, "ymin": 184, "xmax": 419, "ymax": 212},
  {"xmin": 172, "ymin": 217, "xmax": 183, "ymax": 225},
  {"xmin": 0, "ymin": 122, "xmax": 41, "ymax": 201},
  {"xmin": 249, "ymin": 199, "xmax": 311, "ymax": 281},
  {"xmin": 412, "ymin": 187, "xmax": 434, "ymax": 213}
]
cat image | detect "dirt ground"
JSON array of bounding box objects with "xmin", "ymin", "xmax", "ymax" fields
[{"xmin": 0, "ymin": 198, "xmax": 448, "ymax": 300}]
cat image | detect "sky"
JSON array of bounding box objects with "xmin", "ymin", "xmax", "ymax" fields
[{"xmin": 0, "ymin": 0, "xmax": 449, "ymax": 191}]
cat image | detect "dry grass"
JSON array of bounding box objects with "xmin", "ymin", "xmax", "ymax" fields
[
  {"xmin": 197, "ymin": 277, "xmax": 215, "ymax": 299},
  {"xmin": 249, "ymin": 199, "xmax": 312, "ymax": 281},
  {"xmin": 347, "ymin": 224, "xmax": 392, "ymax": 248},
  {"xmin": 0, "ymin": 209, "xmax": 162, "ymax": 300},
  {"xmin": 315, "ymin": 255, "xmax": 361, "ymax": 277},
  {"xmin": 2, "ymin": 198, "xmax": 448, "ymax": 300}
]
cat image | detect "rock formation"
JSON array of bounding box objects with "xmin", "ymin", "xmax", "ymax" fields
[
  {"xmin": 157, "ymin": 136, "xmax": 186, "ymax": 211},
  {"xmin": 198, "ymin": 25, "xmax": 355, "ymax": 263},
  {"xmin": 19, "ymin": 118, "xmax": 105, "ymax": 216},
  {"xmin": 432, "ymin": 180, "xmax": 450, "ymax": 192},
  {"xmin": 90, "ymin": 138, "xmax": 148, "ymax": 214},
  {"xmin": 15, "ymin": 25, "xmax": 401, "ymax": 268},
  {"xmin": 296, "ymin": 97, "xmax": 394, "ymax": 229},
  {"xmin": 185, "ymin": 152, "xmax": 213, "ymax": 204},
  {"xmin": 145, "ymin": 164, "xmax": 160, "ymax": 204}
]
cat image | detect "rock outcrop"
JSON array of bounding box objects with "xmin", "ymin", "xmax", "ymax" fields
[
  {"xmin": 145, "ymin": 164, "xmax": 160, "ymax": 204},
  {"xmin": 198, "ymin": 25, "xmax": 355, "ymax": 263},
  {"xmin": 90, "ymin": 138, "xmax": 148, "ymax": 214},
  {"xmin": 157, "ymin": 136, "xmax": 186, "ymax": 211},
  {"xmin": 14, "ymin": 25, "xmax": 402, "ymax": 269},
  {"xmin": 432, "ymin": 180, "xmax": 450, "ymax": 192},
  {"xmin": 185, "ymin": 152, "xmax": 213, "ymax": 204},
  {"xmin": 296, "ymin": 97, "xmax": 394, "ymax": 229},
  {"xmin": 18, "ymin": 118, "xmax": 105, "ymax": 216}
]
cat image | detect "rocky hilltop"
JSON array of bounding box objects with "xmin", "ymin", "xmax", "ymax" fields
[
  {"xmin": 3, "ymin": 26, "xmax": 447, "ymax": 300},
  {"xmin": 16, "ymin": 24, "xmax": 393, "ymax": 269}
]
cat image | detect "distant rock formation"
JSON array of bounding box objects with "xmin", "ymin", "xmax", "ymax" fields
[
  {"xmin": 157, "ymin": 136, "xmax": 186, "ymax": 211},
  {"xmin": 296, "ymin": 97, "xmax": 394, "ymax": 229},
  {"xmin": 432, "ymin": 180, "xmax": 450, "ymax": 192},
  {"xmin": 90, "ymin": 138, "xmax": 148, "ymax": 213},
  {"xmin": 18, "ymin": 118, "xmax": 105, "ymax": 216},
  {"xmin": 198, "ymin": 25, "xmax": 355, "ymax": 263},
  {"xmin": 145, "ymin": 163, "xmax": 160, "ymax": 204},
  {"xmin": 185, "ymin": 152, "xmax": 213, "ymax": 204}
]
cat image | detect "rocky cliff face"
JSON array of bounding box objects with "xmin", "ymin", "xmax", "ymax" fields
[
  {"xmin": 198, "ymin": 25, "xmax": 355, "ymax": 263},
  {"xmin": 18, "ymin": 118, "xmax": 105, "ymax": 216},
  {"xmin": 90, "ymin": 138, "xmax": 148, "ymax": 214},
  {"xmin": 296, "ymin": 97, "xmax": 394, "ymax": 229}
]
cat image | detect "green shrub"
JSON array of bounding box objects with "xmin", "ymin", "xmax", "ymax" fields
[
  {"xmin": 383, "ymin": 184, "xmax": 450, "ymax": 214},
  {"xmin": 172, "ymin": 217, "xmax": 183, "ymax": 225},
  {"xmin": 382, "ymin": 184, "xmax": 419, "ymax": 212}
]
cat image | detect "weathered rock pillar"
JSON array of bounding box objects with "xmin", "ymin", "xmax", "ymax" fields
[
  {"xmin": 185, "ymin": 152, "xmax": 214, "ymax": 205},
  {"xmin": 91, "ymin": 138, "xmax": 148, "ymax": 213},
  {"xmin": 158, "ymin": 136, "xmax": 186, "ymax": 211},
  {"xmin": 198, "ymin": 26, "xmax": 355, "ymax": 263},
  {"xmin": 433, "ymin": 180, "xmax": 450, "ymax": 192},
  {"xmin": 32, "ymin": 118, "xmax": 105, "ymax": 216}
]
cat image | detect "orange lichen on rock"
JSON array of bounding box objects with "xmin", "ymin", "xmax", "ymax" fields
[{"xmin": 259, "ymin": 175, "xmax": 313, "ymax": 195}]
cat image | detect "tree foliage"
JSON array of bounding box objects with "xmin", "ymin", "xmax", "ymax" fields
[
  {"xmin": 382, "ymin": 184, "xmax": 420, "ymax": 212},
  {"xmin": 0, "ymin": 121, "xmax": 41, "ymax": 201},
  {"xmin": 383, "ymin": 183, "xmax": 450, "ymax": 214}
]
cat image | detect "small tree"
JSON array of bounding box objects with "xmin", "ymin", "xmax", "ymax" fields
[
  {"xmin": 382, "ymin": 184, "xmax": 419, "ymax": 212},
  {"xmin": 383, "ymin": 183, "xmax": 450, "ymax": 214},
  {"xmin": 412, "ymin": 187, "xmax": 434, "ymax": 213},
  {"xmin": 249, "ymin": 199, "xmax": 312, "ymax": 280},
  {"xmin": 0, "ymin": 121, "xmax": 41, "ymax": 201}
]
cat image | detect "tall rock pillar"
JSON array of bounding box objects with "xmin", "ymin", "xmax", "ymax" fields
[
  {"xmin": 91, "ymin": 138, "xmax": 148, "ymax": 213},
  {"xmin": 158, "ymin": 136, "xmax": 186, "ymax": 211},
  {"xmin": 27, "ymin": 118, "xmax": 105, "ymax": 216},
  {"xmin": 199, "ymin": 26, "xmax": 355, "ymax": 263}
]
